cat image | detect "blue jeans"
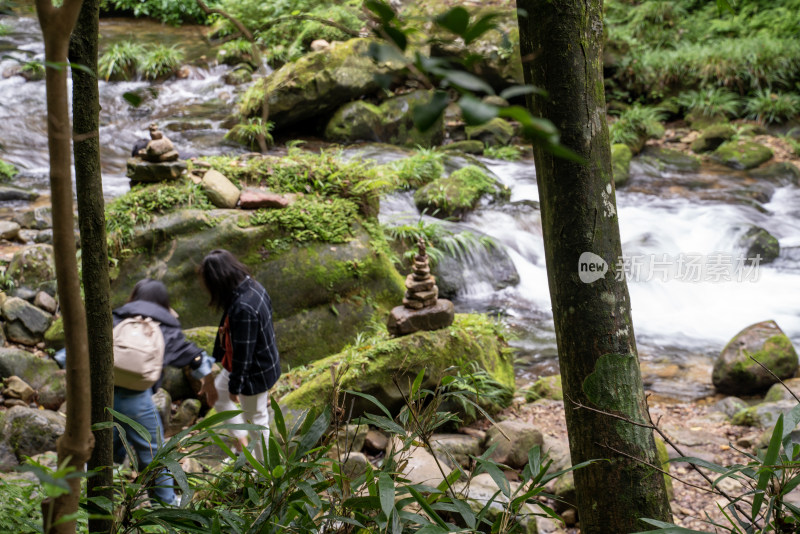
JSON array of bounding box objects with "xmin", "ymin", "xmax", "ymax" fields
[{"xmin": 113, "ymin": 387, "xmax": 176, "ymax": 505}]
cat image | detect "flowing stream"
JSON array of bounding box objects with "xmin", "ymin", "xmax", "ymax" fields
[{"xmin": 2, "ymin": 14, "xmax": 798, "ymax": 402}]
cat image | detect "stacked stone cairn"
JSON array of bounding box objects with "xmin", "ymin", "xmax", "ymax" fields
[{"xmin": 387, "ymin": 238, "xmax": 454, "ymax": 336}]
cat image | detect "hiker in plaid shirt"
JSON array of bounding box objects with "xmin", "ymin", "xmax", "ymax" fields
[{"xmin": 199, "ymin": 249, "xmax": 280, "ymax": 461}]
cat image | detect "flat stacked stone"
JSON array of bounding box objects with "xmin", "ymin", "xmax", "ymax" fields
[{"xmin": 388, "ymin": 238, "xmax": 454, "ymax": 336}]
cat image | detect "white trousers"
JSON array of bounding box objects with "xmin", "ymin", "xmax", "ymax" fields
[{"xmin": 214, "ymin": 369, "xmax": 270, "ymax": 462}]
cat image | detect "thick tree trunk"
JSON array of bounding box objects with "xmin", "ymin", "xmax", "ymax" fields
[
  {"xmin": 69, "ymin": 1, "xmax": 114, "ymax": 531},
  {"xmin": 35, "ymin": 1, "xmax": 93, "ymax": 532},
  {"xmin": 516, "ymin": 1, "xmax": 672, "ymax": 532}
]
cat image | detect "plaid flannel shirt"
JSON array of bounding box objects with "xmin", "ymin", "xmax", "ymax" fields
[{"xmin": 212, "ymin": 276, "xmax": 280, "ymax": 395}]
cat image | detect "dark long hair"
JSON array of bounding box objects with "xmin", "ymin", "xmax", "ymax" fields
[
  {"xmin": 200, "ymin": 249, "xmax": 250, "ymax": 310},
  {"xmin": 128, "ymin": 278, "xmax": 171, "ymax": 309}
]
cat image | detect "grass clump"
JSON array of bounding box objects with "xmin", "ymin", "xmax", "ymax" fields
[
  {"xmin": 0, "ymin": 159, "xmax": 18, "ymax": 182},
  {"xmin": 675, "ymin": 88, "xmax": 741, "ymax": 122},
  {"xmin": 414, "ymin": 164, "xmax": 504, "ymax": 220},
  {"xmin": 105, "ymin": 181, "xmax": 213, "ymax": 256},
  {"xmin": 609, "ymin": 104, "xmax": 665, "ymax": 152},
  {"xmin": 745, "ymin": 89, "xmax": 800, "ymax": 124},
  {"xmin": 99, "ymin": 40, "xmax": 184, "ymax": 81},
  {"xmin": 389, "ymin": 147, "xmax": 446, "ymax": 189},
  {"xmin": 224, "ymin": 118, "xmax": 274, "ymax": 151},
  {"xmin": 483, "ymin": 145, "xmax": 524, "ymax": 161}
]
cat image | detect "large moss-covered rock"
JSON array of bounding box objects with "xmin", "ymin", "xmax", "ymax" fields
[
  {"xmin": 638, "ymin": 146, "xmax": 701, "ymax": 173},
  {"xmin": 748, "ymin": 162, "xmax": 800, "ymax": 187},
  {"xmin": 239, "ymin": 38, "xmax": 406, "ymax": 132},
  {"xmin": 691, "ymin": 123, "xmax": 736, "ymax": 153},
  {"xmin": 737, "ymin": 226, "xmax": 780, "ymax": 264},
  {"xmin": 278, "ymin": 314, "xmax": 515, "ymax": 419},
  {"xmin": 325, "ymin": 90, "xmax": 444, "ymax": 147},
  {"xmin": 731, "ymin": 399, "xmax": 797, "ymax": 428},
  {"xmin": 711, "ymin": 141, "xmax": 774, "ymax": 170},
  {"xmin": 611, "ymin": 143, "xmax": 633, "ymax": 187},
  {"xmin": 109, "ymin": 209, "xmax": 404, "ymax": 367},
  {"xmin": 414, "ymin": 165, "xmax": 508, "ymax": 220},
  {"xmin": 2, "ymin": 406, "xmax": 65, "ymax": 460},
  {"xmin": 5, "ymin": 244, "xmax": 56, "ymax": 296},
  {"xmin": 465, "ymin": 118, "xmax": 514, "ymax": 147},
  {"xmin": 0, "ymin": 185, "xmax": 38, "ymax": 202},
  {"xmin": 764, "ymin": 378, "xmax": 800, "ymax": 404},
  {"xmin": 712, "ymin": 320, "xmax": 798, "ymax": 395}
]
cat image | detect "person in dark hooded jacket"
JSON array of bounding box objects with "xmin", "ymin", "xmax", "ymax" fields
[{"xmin": 112, "ymin": 278, "xmax": 216, "ymax": 506}]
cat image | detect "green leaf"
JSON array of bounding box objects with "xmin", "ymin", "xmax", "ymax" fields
[
  {"xmin": 383, "ymin": 26, "xmax": 408, "ymax": 52},
  {"xmin": 435, "ymin": 6, "xmax": 470, "ymax": 37},
  {"xmin": 378, "ymin": 472, "xmax": 395, "ymax": 518},
  {"xmin": 499, "ymin": 85, "xmax": 546, "ymax": 100},
  {"xmin": 407, "ymin": 486, "xmax": 449, "ymax": 530},
  {"xmin": 271, "ymin": 395, "xmax": 287, "ymax": 441},
  {"xmin": 459, "ymin": 95, "xmax": 498, "ymax": 125},
  {"xmin": 413, "ymin": 90, "xmax": 449, "ymax": 132},
  {"xmin": 345, "ymin": 390, "xmax": 394, "ymax": 419},
  {"xmin": 448, "ymin": 497, "xmax": 476, "ymax": 529},
  {"xmin": 411, "ymin": 368, "xmax": 425, "ymax": 397},
  {"xmin": 633, "ymin": 518, "xmax": 710, "ymax": 533},
  {"xmin": 108, "ymin": 407, "xmax": 153, "ymax": 445},
  {"xmin": 444, "ymin": 70, "xmax": 494, "ymax": 95},
  {"xmin": 368, "ymin": 42, "xmax": 408, "ymax": 65},
  {"xmin": 463, "ymin": 13, "xmax": 501, "ymax": 45},
  {"xmin": 366, "ymin": 0, "xmax": 396, "ymax": 24},
  {"xmin": 190, "ymin": 409, "xmax": 244, "ymax": 431},
  {"xmin": 475, "ymin": 457, "xmax": 510, "ymax": 497},
  {"xmin": 753, "ymin": 414, "xmax": 783, "ymax": 519}
]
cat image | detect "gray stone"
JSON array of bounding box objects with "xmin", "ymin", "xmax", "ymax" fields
[
  {"xmin": 465, "ymin": 117, "xmax": 515, "ymax": 147},
  {"xmin": 386, "ymin": 299, "xmax": 455, "ymax": 336},
  {"xmin": 0, "ymin": 347, "xmax": 61, "ymax": 392},
  {"xmin": 36, "ymin": 369, "xmax": 66, "ymax": 410},
  {"xmin": 456, "ymin": 473, "xmax": 541, "ymax": 534},
  {"xmin": 238, "ymin": 189, "xmax": 295, "ymax": 210},
  {"xmin": 0, "ymin": 221, "xmax": 20, "ymax": 241},
  {"xmin": 732, "ymin": 399, "xmax": 798, "ymax": 428},
  {"xmin": 335, "ymin": 424, "xmax": 368, "ymax": 454},
  {"xmin": 430, "ymin": 433, "xmax": 482, "ymax": 469},
  {"xmin": 201, "ymin": 169, "xmax": 240, "ymax": 209},
  {"xmin": 714, "ymin": 396, "xmax": 749, "ymax": 419},
  {"xmin": 764, "ymin": 378, "xmax": 800, "ymax": 403},
  {"xmin": 2, "ymin": 297, "xmax": 53, "ymax": 336},
  {"xmin": 126, "ymin": 157, "xmax": 187, "ymax": 184},
  {"xmin": 748, "ymin": 162, "xmax": 800, "ymax": 186},
  {"xmin": 737, "ymin": 226, "xmax": 780, "ymax": 264},
  {"xmin": 167, "ymin": 398, "xmax": 201, "ymax": 435},
  {"xmin": 339, "ymin": 451, "xmax": 370, "ymax": 479},
  {"xmin": 34, "ymin": 291, "xmax": 57, "ymax": 314},
  {"xmin": 12, "ymin": 207, "xmax": 52, "ymax": 230},
  {"xmin": 485, "ymin": 420, "xmax": 544, "ymax": 469},
  {"xmin": 0, "ymin": 185, "xmax": 38, "ymax": 202},
  {"xmin": 2, "ymin": 375, "xmax": 36, "ymax": 403},
  {"xmin": 364, "ymin": 429, "xmax": 388, "ymax": 452},
  {"xmin": 2, "ymin": 405, "xmax": 65, "ymax": 459},
  {"xmin": 5, "ymin": 244, "xmax": 56, "ymax": 296},
  {"xmin": 398, "ymin": 443, "xmax": 451, "ymax": 487},
  {"xmin": 713, "ymin": 320, "xmax": 798, "ymax": 395}
]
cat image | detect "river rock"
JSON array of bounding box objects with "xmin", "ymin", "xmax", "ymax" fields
[
  {"xmin": 364, "ymin": 430, "xmax": 388, "ymax": 453},
  {"xmin": 161, "ymin": 365, "xmax": 196, "ymax": 401},
  {"xmin": 279, "ymin": 314, "xmax": 514, "ymax": 418},
  {"xmin": 429, "ymin": 433, "xmax": 482, "ymax": 469},
  {"xmin": 465, "ymin": 117, "xmax": 515, "ymax": 147},
  {"xmin": 2, "ymin": 405, "xmax": 65, "ymax": 460},
  {"xmin": 737, "ymin": 226, "xmax": 780, "ymax": 264},
  {"xmin": 456, "ymin": 473, "xmax": 542, "ymax": 534},
  {"xmin": 712, "ymin": 320, "xmax": 799, "ymax": 395},
  {"xmin": 2, "ymin": 375, "xmax": 35, "ymax": 404},
  {"xmin": 638, "ymin": 146, "xmax": 701, "ymax": 173},
  {"xmin": 201, "ymin": 169, "xmax": 240, "ymax": 208},
  {"xmin": 0, "ymin": 440, "xmax": 18, "ymax": 471},
  {"xmin": 711, "ymin": 140, "xmax": 774, "ymax": 170},
  {"xmin": 414, "ymin": 165, "xmax": 508, "ymax": 220},
  {"xmin": 34, "ymin": 291, "xmax": 57, "ymax": 314},
  {"xmin": 335, "ymin": 424, "xmax": 368, "ymax": 455},
  {"xmin": 485, "ymin": 420, "xmax": 544, "ymax": 469},
  {"xmin": 731, "ymin": 399, "xmax": 798, "ymax": 428},
  {"xmin": 764, "ymin": 378, "xmax": 800, "ymax": 403},
  {"xmin": 0, "ymin": 185, "xmax": 38, "ymax": 202},
  {"xmin": 167, "ymin": 398, "xmax": 201, "ymax": 435},
  {"xmin": 713, "ymin": 396, "xmax": 748, "ymax": 419},
  {"xmin": 238, "ymin": 188, "xmax": 295, "ymax": 210},
  {"xmin": 690, "ymin": 123, "xmax": 736, "ymax": 153},
  {"xmin": 399, "ymin": 444, "xmax": 452, "ymax": 487},
  {"xmin": 126, "ymin": 157, "xmax": 187, "ymax": 184},
  {"xmin": 325, "ymin": 90, "xmax": 445, "ymax": 147},
  {"xmin": 239, "ymin": 38, "xmax": 407, "ymax": 132},
  {"xmin": 36, "ymin": 369, "xmax": 66, "ymax": 410},
  {"xmin": 386, "ymin": 300, "xmax": 455, "ymax": 336},
  {"xmin": 0, "ymin": 347, "xmax": 61, "ymax": 391},
  {"xmin": 748, "ymin": 161, "xmax": 800, "ymax": 186},
  {"xmin": 525, "ymin": 375, "xmax": 563, "ymax": 402},
  {"xmin": 441, "ymin": 140, "xmax": 485, "ymax": 154},
  {"xmin": 0, "ymin": 221, "xmax": 20, "ymax": 241},
  {"xmin": 13, "ymin": 206, "xmax": 52, "ymax": 230},
  {"xmin": 2, "ymin": 297, "xmax": 53, "ymax": 346},
  {"xmin": 5, "ymin": 244, "xmax": 56, "ymax": 296}
]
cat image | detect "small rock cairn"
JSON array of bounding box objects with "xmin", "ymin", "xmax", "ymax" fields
[{"xmin": 387, "ymin": 237, "xmax": 454, "ymax": 336}]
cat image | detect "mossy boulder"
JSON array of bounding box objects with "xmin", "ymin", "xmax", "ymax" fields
[
  {"xmin": 5, "ymin": 244, "xmax": 56, "ymax": 296},
  {"xmin": 731, "ymin": 399, "xmax": 797, "ymax": 428},
  {"xmin": 2, "ymin": 406, "xmax": 65, "ymax": 460},
  {"xmin": 43, "ymin": 317, "xmax": 65, "ymax": 351},
  {"xmin": 239, "ymin": 38, "xmax": 406, "ymax": 132},
  {"xmin": 524, "ymin": 374, "xmax": 563, "ymax": 402},
  {"xmin": 712, "ymin": 320, "xmax": 798, "ymax": 395},
  {"xmin": 0, "ymin": 348, "xmax": 61, "ymax": 393},
  {"xmin": 277, "ymin": 314, "xmax": 515, "ymax": 419},
  {"xmin": 638, "ymin": 146, "xmax": 701, "ymax": 173},
  {"xmin": 748, "ymin": 162, "xmax": 800, "ymax": 187},
  {"xmin": 465, "ymin": 118, "xmax": 514, "ymax": 147},
  {"xmin": 764, "ymin": 378, "xmax": 800, "ymax": 404},
  {"xmin": 325, "ymin": 90, "xmax": 444, "ymax": 147},
  {"xmin": 441, "ymin": 140, "xmax": 484, "ymax": 155},
  {"xmin": 414, "ymin": 165, "xmax": 508, "ymax": 220},
  {"xmin": 691, "ymin": 123, "xmax": 736, "ymax": 153},
  {"xmin": 737, "ymin": 226, "xmax": 780, "ymax": 264},
  {"xmin": 0, "ymin": 185, "xmax": 38, "ymax": 202},
  {"xmin": 611, "ymin": 143, "xmax": 633, "ymax": 187},
  {"xmin": 711, "ymin": 141, "xmax": 774, "ymax": 170},
  {"xmin": 109, "ymin": 209, "xmax": 404, "ymax": 368}
]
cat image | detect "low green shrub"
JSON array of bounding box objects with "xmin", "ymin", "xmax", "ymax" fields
[
  {"xmin": 0, "ymin": 158, "xmax": 18, "ymax": 182},
  {"xmin": 99, "ymin": 0, "xmax": 210, "ymax": 25},
  {"xmin": 140, "ymin": 45, "xmax": 185, "ymax": 80},
  {"xmin": 224, "ymin": 118, "xmax": 274, "ymax": 151},
  {"xmin": 676, "ymin": 88, "xmax": 742, "ymax": 121},
  {"xmin": 390, "ymin": 147, "xmax": 446, "ymax": 189},
  {"xmin": 609, "ymin": 104, "xmax": 665, "ymax": 151},
  {"xmin": 99, "ymin": 41, "xmax": 185, "ymax": 81},
  {"xmin": 484, "ymin": 145, "xmax": 524, "ymax": 161},
  {"xmin": 745, "ymin": 89, "xmax": 800, "ymax": 124}
]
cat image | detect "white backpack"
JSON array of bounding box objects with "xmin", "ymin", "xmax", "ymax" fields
[{"xmin": 113, "ymin": 316, "xmax": 165, "ymax": 391}]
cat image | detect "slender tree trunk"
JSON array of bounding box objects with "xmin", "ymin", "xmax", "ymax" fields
[
  {"xmin": 69, "ymin": 1, "xmax": 114, "ymax": 531},
  {"xmin": 35, "ymin": 1, "xmax": 93, "ymax": 532},
  {"xmin": 516, "ymin": 1, "xmax": 672, "ymax": 532}
]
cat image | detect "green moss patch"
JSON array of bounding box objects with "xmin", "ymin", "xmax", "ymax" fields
[
  {"xmin": 414, "ymin": 165, "xmax": 507, "ymax": 220},
  {"xmin": 0, "ymin": 159, "xmax": 18, "ymax": 183},
  {"xmin": 711, "ymin": 140, "xmax": 774, "ymax": 170},
  {"xmin": 611, "ymin": 143, "xmax": 633, "ymax": 187}
]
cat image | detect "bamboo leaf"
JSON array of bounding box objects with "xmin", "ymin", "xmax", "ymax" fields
[
  {"xmin": 435, "ymin": 7, "xmax": 470, "ymax": 37},
  {"xmin": 378, "ymin": 472, "xmax": 395, "ymax": 518}
]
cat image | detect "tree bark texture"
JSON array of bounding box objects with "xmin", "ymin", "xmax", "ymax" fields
[
  {"xmin": 69, "ymin": 0, "xmax": 114, "ymax": 531},
  {"xmin": 516, "ymin": 1, "xmax": 672, "ymax": 532},
  {"xmin": 36, "ymin": 1, "xmax": 94, "ymax": 532}
]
